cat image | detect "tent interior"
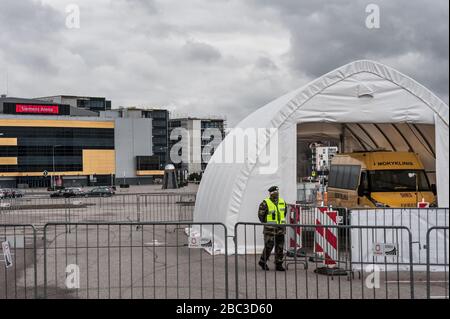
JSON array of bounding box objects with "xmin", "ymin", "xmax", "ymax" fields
[
  {"xmin": 193, "ymin": 60, "xmax": 448, "ymax": 255},
  {"xmin": 296, "ymin": 122, "xmax": 436, "ymax": 193}
]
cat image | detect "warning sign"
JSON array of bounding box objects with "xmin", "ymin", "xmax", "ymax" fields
[
  {"xmin": 372, "ymin": 243, "xmax": 397, "ymax": 256},
  {"xmin": 188, "ymin": 232, "xmax": 212, "ymax": 249},
  {"xmin": 2, "ymin": 241, "xmax": 13, "ymax": 268}
]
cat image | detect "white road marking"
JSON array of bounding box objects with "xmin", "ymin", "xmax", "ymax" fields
[{"xmin": 144, "ymin": 240, "xmax": 165, "ymax": 246}]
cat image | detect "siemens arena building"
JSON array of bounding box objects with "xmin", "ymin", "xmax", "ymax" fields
[{"xmin": 0, "ymin": 96, "xmax": 167, "ymax": 188}]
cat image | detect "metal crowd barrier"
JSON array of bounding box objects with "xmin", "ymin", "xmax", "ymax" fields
[
  {"xmin": 234, "ymin": 222, "xmax": 414, "ymax": 299},
  {"xmin": 426, "ymin": 226, "xmax": 449, "ymax": 299},
  {"xmin": 0, "ymin": 224, "xmax": 37, "ymax": 299},
  {"xmin": 0, "ymin": 210, "xmax": 448, "ymax": 299},
  {"xmin": 42, "ymin": 222, "xmax": 228, "ymax": 299}
]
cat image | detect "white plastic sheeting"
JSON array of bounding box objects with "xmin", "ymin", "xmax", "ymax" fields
[
  {"xmin": 194, "ymin": 60, "xmax": 449, "ymax": 254},
  {"xmin": 350, "ymin": 208, "xmax": 449, "ymax": 271}
]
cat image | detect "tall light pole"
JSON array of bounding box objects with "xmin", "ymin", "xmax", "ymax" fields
[{"xmin": 52, "ymin": 145, "xmax": 62, "ymax": 189}]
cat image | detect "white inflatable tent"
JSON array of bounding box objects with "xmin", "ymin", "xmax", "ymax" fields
[{"xmin": 193, "ymin": 60, "xmax": 449, "ymax": 254}]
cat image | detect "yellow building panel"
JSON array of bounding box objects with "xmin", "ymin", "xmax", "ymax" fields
[
  {"xmin": 0, "ymin": 138, "xmax": 18, "ymax": 146},
  {"xmin": 82, "ymin": 150, "xmax": 116, "ymax": 175},
  {"xmin": 0, "ymin": 157, "xmax": 18, "ymax": 165},
  {"xmin": 136, "ymin": 170, "xmax": 165, "ymax": 176},
  {"xmin": 0, "ymin": 150, "xmax": 116, "ymax": 176},
  {"xmin": 0, "ymin": 119, "xmax": 114, "ymax": 129}
]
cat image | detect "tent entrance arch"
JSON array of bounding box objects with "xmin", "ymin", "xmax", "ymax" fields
[
  {"xmin": 193, "ymin": 60, "xmax": 449, "ymax": 254},
  {"xmin": 296, "ymin": 122, "xmax": 437, "ymax": 202}
]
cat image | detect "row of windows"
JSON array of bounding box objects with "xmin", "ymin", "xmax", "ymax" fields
[
  {"xmin": 142, "ymin": 110, "xmax": 168, "ymax": 119},
  {"xmin": 15, "ymin": 146, "xmax": 82, "ymax": 157},
  {"xmin": 77, "ymin": 99, "xmax": 106, "ymax": 110},
  {"xmin": 152, "ymin": 137, "xmax": 167, "ymax": 145},
  {"xmin": 19, "ymin": 164, "xmax": 83, "ymax": 172},
  {"xmin": 0, "ymin": 146, "xmax": 18, "ymax": 157},
  {"xmin": 19, "ymin": 156, "xmax": 81, "ymax": 164},
  {"xmin": 0, "ymin": 146, "xmax": 112, "ymax": 157},
  {"xmin": 136, "ymin": 156, "xmax": 160, "ymax": 170},
  {"xmin": 0, "ymin": 164, "xmax": 82, "ymax": 172},
  {"xmin": 169, "ymin": 121, "xmax": 181, "ymax": 128},
  {"xmin": 152, "ymin": 121, "xmax": 168, "ymax": 128},
  {"xmin": 201, "ymin": 121, "xmax": 223, "ymax": 129},
  {"xmin": 152, "ymin": 128, "xmax": 167, "ymax": 136},
  {"xmin": 18, "ymin": 138, "xmax": 114, "ymax": 148},
  {"xmin": 0, "ymin": 127, "xmax": 114, "ymax": 139}
]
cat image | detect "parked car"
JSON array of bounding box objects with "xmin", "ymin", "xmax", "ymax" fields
[
  {"xmin": 50, "ymin": 190, "xmax": 65, "ymax": 198},
  {"xmin": 62, "ymin": 188, "xmax": 86, "ymax": 198},
  {"xmin": 50, "ymin": 188, "xmax": 86, "ymax": 198},
  {"xmin": 11, "ymin": 189, "xmax": 24, "ymax": 198},
  {"xmin": 87, "ymin": 187, "xmax": 114, "ymax": 197},
  {"xmin": 3, "ymin": 189, "xmax": 15, "ymax": 198}
]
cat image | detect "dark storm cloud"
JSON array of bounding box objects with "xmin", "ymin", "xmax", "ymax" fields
[
  {"xmin": 0, "ymin": 0, "xmax": 447, "ymax": 125},
  {"xmin": 0, "ymin": 0, "xmax": 63, "ymax": 74},
  {"xmin": 256, "ymin": 0, "xmax": 449, "ymax": 102}
]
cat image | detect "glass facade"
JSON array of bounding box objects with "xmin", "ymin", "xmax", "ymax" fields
[
  {"xmin": 136, "ymin": 155, "xmax": 160, "ymax": 170},
  {"xmin": 76, "ymin": 97, "xmax": 111, "ymax": 111},
  {"xmin": 0, "ymin": 125, "xmax": 114, "ymax": 173},
  {"xmin": 142, "ymin": 110, "xmax": 169, "ymax": 168}
]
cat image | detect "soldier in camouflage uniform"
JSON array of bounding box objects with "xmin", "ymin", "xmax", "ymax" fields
[{"xmin": 258, "ymin": 186, "xmax": 286, "ymax": 271}]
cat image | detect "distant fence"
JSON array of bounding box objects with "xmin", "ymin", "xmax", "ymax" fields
[{"xmin": 0, "ymin": 193, "xmax": 196, "ymax": 226}]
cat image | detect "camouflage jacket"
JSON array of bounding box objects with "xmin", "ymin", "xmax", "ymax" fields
[{"xmin": 258, "ymin": 199, "xmax": 286, "ymax": 235}]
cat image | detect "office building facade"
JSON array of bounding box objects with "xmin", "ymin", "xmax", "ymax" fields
[
  {"xmin": 37, "ymin": 95, "xmax": 112, "ymax": 113},
  {"xmin": 101, "ymin": 107, "xmax": 169, "ymax": 168},
  {"xmin": 0, "ymin": 96, "xmax": 223, "ymax": 187},
  {"xmin": 0, "ymin": 116, "xmax": 115, "ymax": 188},
  {"xmin": 169, "ymin": 117, "xmax": 225, "ymax": 174}
]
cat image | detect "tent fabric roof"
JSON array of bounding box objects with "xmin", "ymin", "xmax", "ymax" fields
[{"xmin": 193, "ymin": 60, "xmax": 449, "ymax": 252}]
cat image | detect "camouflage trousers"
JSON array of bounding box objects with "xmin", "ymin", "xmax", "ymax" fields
[{"xmin": 260, "ymin": 232, "xmax": 285, "ymax": 265}]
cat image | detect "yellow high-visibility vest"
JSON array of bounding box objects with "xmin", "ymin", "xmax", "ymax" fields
[{"xmin": 264, "ymin": 197, "xmax": 286, "ymax": 224}]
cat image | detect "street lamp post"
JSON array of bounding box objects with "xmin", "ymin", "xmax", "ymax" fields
[{"xmin": 52, "ymin": 145, "xmax": 62, "ymax": 189}]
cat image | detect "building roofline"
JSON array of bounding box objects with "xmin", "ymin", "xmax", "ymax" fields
[{"xmin": 35, "ymin": 95, "xmax": 109, "ymax": 100}]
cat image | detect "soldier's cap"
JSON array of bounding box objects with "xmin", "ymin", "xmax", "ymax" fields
[{"xmin": 268, "ymin": 186, "xmax": 279, "ymax": 193}]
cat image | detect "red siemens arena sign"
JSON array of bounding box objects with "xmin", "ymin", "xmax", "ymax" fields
[{"xmin": 16, "ymin": 104, "xmax": 59, "ymax": 114}]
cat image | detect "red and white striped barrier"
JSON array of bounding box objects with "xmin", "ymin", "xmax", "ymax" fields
[
  {"xmin": 417, "ymin": 198, "xmax": 430, "ymax": 208},
  {"xmin": 287, "ymin": 204, "xmax": 302, "ymax": 250},
  {"xmin": 314, "ymin": 206, "xmax": 339, "ymax": 268}
]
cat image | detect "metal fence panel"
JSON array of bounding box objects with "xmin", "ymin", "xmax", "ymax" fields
[
  {"xmin": 350, "ymin": 208, "xmax": 449, "ymax": 267},
  {"xmin": 42, "ymin": 222, "xmax": 227, "ymax": 299},
  {"xmin": 426, "ymin": 227, "xmax": 449, "ymax": 299},
  {"xmin": 0, "ymin": 224, "xmax": 37, "ymax": 299},
  {"xmin": 234, "ymin": 223, "xmax": 415, "ymax": 299}
]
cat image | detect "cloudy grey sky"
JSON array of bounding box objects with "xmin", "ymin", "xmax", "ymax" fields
[{"xmin": 0, "ymin": 0, "xmax": 448, "ymax": 125}]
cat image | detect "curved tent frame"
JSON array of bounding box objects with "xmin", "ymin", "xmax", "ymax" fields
[{"xmin": 193, "ymin": 60, "xmax": 449, "ymax": 253}]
